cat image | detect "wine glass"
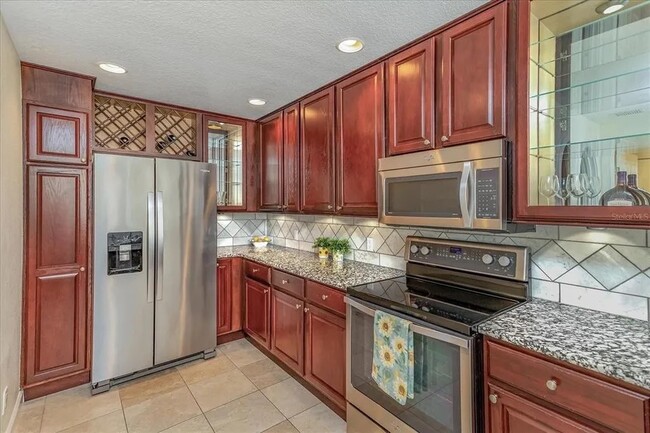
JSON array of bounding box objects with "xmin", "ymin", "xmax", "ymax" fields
[
  {"xmin": 555, "ymin": 176, "xmax": 571, "ymax": 205},
  {"xmin": 568, "ymin": 174, "xmax": 588, "ymax": 199},
  {"xmin": 585, "ymin": 176, "xmax": 602, "ymax": 205},
  {"xmin": 539, "ymin": 175, "xmax": 558, "ymax": 205}
]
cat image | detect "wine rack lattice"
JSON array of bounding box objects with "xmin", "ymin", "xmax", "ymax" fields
[
  {"xmin": 154, "ymin": 107, "xmax": 198, "ymax": 157},
  {"xmin": 94, "ymin": 95, "xmax": 146, "ymax": 151}
]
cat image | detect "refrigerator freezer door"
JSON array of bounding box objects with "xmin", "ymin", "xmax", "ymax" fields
[
  {"xmin": 93, "ymin": 154, "xmax": 156, "ymax": 384},
  {"xmin": 154, "ymin": 159, "xmax": 217, "ymax": 365}
]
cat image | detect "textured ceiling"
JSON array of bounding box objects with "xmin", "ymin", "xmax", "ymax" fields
[{"xmin": 1, "ymin": 0, "xmax": 487, "ymax": 119}]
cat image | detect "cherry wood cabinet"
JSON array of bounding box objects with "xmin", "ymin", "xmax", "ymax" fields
[
  {"xmin": 386, "ymin": 38, "xmax": 435, "ymax": 156},
  {"xmin": 244, "ymin": 277, "xmax": 271, "ymax": 348},
  {"xmin": 26, "ymin": 105, "xmax": 89, "ymax": 165},
  {"xmin": 439, "ymin": 2, "xmax": 506, "ymax": 147},
  {"xmin": 259, "ymin": 112, "xmax": 284, "ymax": 211},
  {"xmin": 304, "ymin": 303, "xmax": 346, "ymax": 409},
  {"xmin": 335, "ymin": 64, "xmax": 385, "ymax": 216},
  {"xmin": 300, "ymin": 87, "xmax": 336, "ymax": 213},
  {"xmin": 484, "ymin": 338, "xmax": 650, "ymax": 433},
  {"xmin": 283, "ymin": 103, "xmax": 301, "ymax": 212},
  {"xmin": 24, "ymin": 166, "xmax": 89, "ymax": 398},
  {"xmin": 217, "ymin": 258, "xmax": 243, "ymax": 337},
  {"xmin": 270, "ymin": 289, "xmax": 304, "ymax": 374}
]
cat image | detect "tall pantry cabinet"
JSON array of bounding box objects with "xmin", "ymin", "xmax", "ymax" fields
[{"xmin": 21, "ymin": 64, "xmax": 93, "ymax": 400}]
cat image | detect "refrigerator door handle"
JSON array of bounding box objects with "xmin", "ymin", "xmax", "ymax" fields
[
  {"xmin": 147, "ymin": 192, "xmax": 155, "ymax": 303},
  {"xmin": 155, "ymin": 191, "xmax": 164, "ymax": 301}
]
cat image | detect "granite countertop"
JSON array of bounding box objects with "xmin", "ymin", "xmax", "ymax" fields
[
  {"xmin": 217, "ymin": 245, "xmax": 404, "ymax": 290},
  {"xmin": 479, "ymin": 298, "xmax": 650, "ymax": 390}
]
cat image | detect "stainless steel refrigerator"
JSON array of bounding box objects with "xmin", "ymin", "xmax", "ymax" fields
[{"xmin": 92, "ymin": 154, "xmax": 217, "ymax": 392}]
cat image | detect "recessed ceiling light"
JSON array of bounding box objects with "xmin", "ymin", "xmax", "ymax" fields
[
  {"xmin": 337, "ymin": 38, "xmax": 364, "ymax": 53},
  {"xmin": 595, "ymin": 0, "xmax": 627, "ymax": 15},
  {"xmin": 98, "ymin": 62, "xmax": 127, "ymax": 74},
  {"xmin": 248, "ymin": 98, "xmax": 266, "ymax": 106}
]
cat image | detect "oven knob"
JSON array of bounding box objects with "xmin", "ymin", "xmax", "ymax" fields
[
  {"xmin": 420, "ymin": 246, "xmax": 430, "ymax": 256},
  {"xmin": 410, "ymin": 245, "xmax": 419, "ymax": 254},
  {"xmin": 481, "ymin": 254, "xmax": 494, "ymax": 265},
  {"xmin": 498, "ymin": 256, "xmax": 512, "ymax": 267}
]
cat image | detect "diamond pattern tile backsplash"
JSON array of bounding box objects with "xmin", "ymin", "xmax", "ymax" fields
[{"xmin": 217, "ymin": 212, "xmax": 650, "ymax": 322}]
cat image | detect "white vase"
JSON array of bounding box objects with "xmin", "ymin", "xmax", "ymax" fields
[{"xmin": 332, "ymin": 252, "xmax": 344, "ymax": 262}]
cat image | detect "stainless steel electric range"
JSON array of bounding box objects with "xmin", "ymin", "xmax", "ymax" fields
[{"xmin": 345, "ymin": 236, "xmax": 530, "ymax": 433}]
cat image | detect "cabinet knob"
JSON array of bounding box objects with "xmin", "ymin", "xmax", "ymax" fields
[
  {"xmin": 441, "ymin": 136, "xmax": 449, "ymax": 142},
  {"xmin": 263, "ymin": 289, "xmax": 269, "ymax": 294},
  {"xmin": 80, "ymin": 266, "xmax": 86, "ymax": 272},
  {"xmin": 336, "ymin": 206, "xmax": 342, "ymax": 211},
  {"xmin": 282, "ymin": 279, "xmax": 288, "ymax": 284},
  {"xmin": 252, "ymin": 268, "xmax": 259, "ymax": 273},
  {"xmin": 321, "ymin": 294, "xmax": 329, "ymax": 301},
  {"xmin": 81, "ymin": 158, "xmax": 86, "ymax": 163},
  {"xmin": 423, "ymin": 139, "xmax": 431, "ymax": 146},
  {"xmin": 546, "ymin": 379, "xmax": 558, "ymax": 391},
  {"xmin": 488, "ymin": 393, "xmax": 498, "ymax": 404},
  {"xmin": 304, "ymin": 307, "xmax": 310, "ymax": 313},
  {"xmin": 327, "ymin": 205, "xmax": 333, "ymax": 210},
  {"xmin": 295, "ymin": 304, "xmax": 302, "ymax": 309}
]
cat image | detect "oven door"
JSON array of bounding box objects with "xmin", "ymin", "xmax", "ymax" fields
[
  {"xmin": 346, "ymin": 297, "xmax": 475, "ymax": 433},
  {"xmin": 378, "ymin": 156, "xmax": 505, "ymax": 231}
]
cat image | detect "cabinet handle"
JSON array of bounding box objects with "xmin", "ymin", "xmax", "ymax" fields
[
  {"xmin": 282, "ymin": 279, "xmax": 288, "ymax": 284},
  {"xmin": 546, "ymin": 379, "xmax": 558, "ymax": 391},
  {"xmin": 304, "ymin": 307, "xmax": 310, "ymax": 313},
  {"xmin": 488, "ymin": 394, "xmax": 498, "ymax": 404},
  {"xmin": 295, "ymin": 304, "xmax": 302, "ymax": 309},
  {"xmin": 423, "ymin": 139, "xmax": 431, "ymax": 146},
  {"xmin": 441, "ymin": 136, "xmax": 449, "ymax": 142},
  {"xmin": 263, "ymin": 289, "xmax": 269, "ymax": 294},
  {"xmin": 321, "ymin": 294, "xmax": 329, "ymax": 301},
  {"xmin": 80, "ymin": 266, "xmax": 86, "ymax": 272}
]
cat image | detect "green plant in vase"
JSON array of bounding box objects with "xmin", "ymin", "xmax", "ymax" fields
[
  {"xmin": 313, "ymin": 237, "xmax": 331, "ymax": 259},
  {"xmin": 329, "ymin": 238, "xmax": 351, "ymax": 262}
]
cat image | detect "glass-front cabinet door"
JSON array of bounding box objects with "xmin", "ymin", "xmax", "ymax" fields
[
  {"xmin": 205, "ymin": 116, "xmax": 245, "ymax": 209},
  {"xmin": 519, "ymin": 0, "xmax": 650, "ymax": 226}
]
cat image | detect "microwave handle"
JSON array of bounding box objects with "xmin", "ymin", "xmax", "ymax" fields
[{"xmin": 459, "ymin": 161, "xmax": 473, "ymax": 228}]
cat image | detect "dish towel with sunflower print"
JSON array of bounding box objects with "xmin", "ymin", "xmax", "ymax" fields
[{"xmin": 371, "ymin": 310, "xmax": 414, "ymax": 405}]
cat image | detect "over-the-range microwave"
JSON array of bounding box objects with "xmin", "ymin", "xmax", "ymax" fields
[{"xmin": 378, "ymin": 139, "xmax": 532, "ymax": 233}]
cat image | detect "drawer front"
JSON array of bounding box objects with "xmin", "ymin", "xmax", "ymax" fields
[
  {"xmin": 244, "ymin": 260, "xmax": 270, "ymax": 284},
  {"xmin": 305, "ymin": 280, "xmax": 345, "ymax": 315},
  {"xmin": 271, "ymin": 269, "xmax": 304, "ymax": 298},
  {"xmin": 486, "ymin": 340, "xmax": 649, "ymax": 433}
]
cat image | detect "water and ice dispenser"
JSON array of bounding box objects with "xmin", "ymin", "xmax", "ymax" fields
[{"xmin": 107, "ymin": 232, "xmax": 143, "ymax": 275}]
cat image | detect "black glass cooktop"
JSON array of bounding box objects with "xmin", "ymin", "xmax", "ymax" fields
[{"xmin": 347, "ymin": 276, "xmax": 522, "ymax": 335}]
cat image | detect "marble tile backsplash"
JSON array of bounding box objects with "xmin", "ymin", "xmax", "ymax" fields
[{"xmin": 217, "ymin": 212, "xmax": 650, "ymax": 321}]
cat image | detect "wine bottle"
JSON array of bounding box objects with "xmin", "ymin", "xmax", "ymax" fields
[
  {"xmin": 627, "ymin": 174, "xmax": 650, "ymax": 206},
  {"xmin": 600, "ymin": 171, "xmax": 639, "ymax": 206}
]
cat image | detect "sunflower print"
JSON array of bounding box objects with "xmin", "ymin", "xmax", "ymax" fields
[{"xmin": 371, "ymin": 310, "xmax": 414, "ymax": 405}]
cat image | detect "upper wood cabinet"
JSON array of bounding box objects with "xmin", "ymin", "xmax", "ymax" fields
[
  {"xmin": 259, "ymin": 112, "xmax": 284, "ymax": 211},
  {"xmin": 21, "ymin": 63, "xmax": 93, "ymax": 112},
  {"xmin": 335, "ymin": 64, "xmax": 385, "ymax": 216},
  {"xmin": 440, "ymin": 2, "xmax": 506, "ymax": 146},
  {"xmin": 26, "ymin": 105, "xmax": 89, "ymax": 165},
  {"xmin": 283, "ymin": 104, "xmax": 301, "ymax": 212},
  {"xmin": 386, "ymin": 38, "xmax": 435, "ymax": 156},
  {"xmin": 300, "ymin": 87, "xmax": 336, "ymax": 213}
]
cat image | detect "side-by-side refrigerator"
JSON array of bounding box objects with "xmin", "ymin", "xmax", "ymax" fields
[{"xmin": 92, "ymin": 154, "xmax": 217, "ymax": 391}]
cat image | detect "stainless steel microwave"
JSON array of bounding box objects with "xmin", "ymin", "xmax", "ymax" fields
[{"xmin": 378, "ymin": 139, "xmax": 529, "ymax": 232}]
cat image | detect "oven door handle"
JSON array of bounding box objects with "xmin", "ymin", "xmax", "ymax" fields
[
  {"xmin": 346, "ymin": 297, "xmax": 470, "ymax": 349},
  {"xmin": 459, "ymin": 161, "xmax": 473, "ymax": 228}
]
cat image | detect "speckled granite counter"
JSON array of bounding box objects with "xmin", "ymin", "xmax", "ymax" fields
[
  {"xmin": 479, "ymin": 298, "xmax": 650, "ymax": 390},
  {"xmin": 217, "ymin": 245, "xmax": 404, "ymax": 289}
]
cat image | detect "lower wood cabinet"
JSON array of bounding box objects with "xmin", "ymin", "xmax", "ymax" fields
[
  {"xmin": 244, "ymin": 277, "xmax": 271, "ymax": 348},
  {"xmin": 217, "ymin": 258, "xmax": 242, "ymax": 337},
  {"xmin": 270, "ymin": 289, "xmax": 304, "ymax": 374},
  {"xmin": 304, "ymin": 303, "xmax": 346, "ymax": 409},
  {"xmin": 484, "ymin": 338, "xmax": 650, "ymax": 433}
]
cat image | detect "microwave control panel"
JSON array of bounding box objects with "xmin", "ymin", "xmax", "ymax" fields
[{"xmin": 475, "ymin": 168, "xmax": 500, "ymax": 219}]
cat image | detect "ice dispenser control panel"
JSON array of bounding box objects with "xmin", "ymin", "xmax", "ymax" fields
[{"xmin": 107, "ymin": 232, "xmax": 143, "ymax": 275}]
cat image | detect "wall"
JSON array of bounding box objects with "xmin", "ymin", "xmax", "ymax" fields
[
  {"xmin": 218, "ymin": 212, "xmax": 650, "ymax": 322},
  {"xmin": 0, "ymin": 13, "xmax": 24, "ymax": 432}
]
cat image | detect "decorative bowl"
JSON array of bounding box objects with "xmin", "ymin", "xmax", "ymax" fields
[{"xmin": 252, "ymin": 241, "xmax": 269, "ymax": 249}]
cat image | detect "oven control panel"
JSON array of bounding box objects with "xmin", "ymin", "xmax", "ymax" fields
[{"xmin": 407, "ymin": 237, "xmax": 528, "ymax": 281}]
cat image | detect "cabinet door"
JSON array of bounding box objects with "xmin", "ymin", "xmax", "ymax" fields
[
  {"xmin": 283, "ymin": 103, "xmax": 301, "ymax": 212},
  {"xmin": 259, "ymin": 112, "xmax": 284, "ymax": 211},
  {"xmin": 386, "ymin": 38, "xmax": 435, "ymax": 156},
  {"xmin": 27, "ymin": 105, "xmax": 89, "ymax": 165},
  {"xmin": 300, "ymin": 87, "xmax": 335, "ymax": 213},
  {"xmin": 270, "ymin": 289, "xmax": 304, "ymax": 374},
  {"xmin": 24, "ymin": 166, "xmax": 89, "ymax": 387},
  {"xmin": 440, "ymin": 2, "xmax": 506, "ymax": 146},
  {"xmin": 336, "ymin": 64, "xmax": 385, "ymax": 216},
  {"xmin": 304, "ymin": 304, "xmax": 345, "ymax": 409},
  {"xmin": 217, "ymin": 259, "xmax": 233, "ymax": 336},
  {"xmin": 244, "ymin": 277, "xmax": 270, "ymax": 348},
  {"xmin": 487, "ymin": 384, "xmax": 600, "ymax": 433}
]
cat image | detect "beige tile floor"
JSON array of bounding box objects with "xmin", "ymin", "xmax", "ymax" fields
[{"xmin": 13, "ymin": 339, "xmax": 346, "ymax": 433}]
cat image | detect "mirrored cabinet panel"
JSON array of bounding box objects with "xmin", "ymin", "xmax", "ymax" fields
[
  {"xmin": 527, "ymin": 1, "xmax": 650, "ymax": 215},
  {"xmin": 206, "ymin": 117, "xmax": 244, "ymax": 208}
]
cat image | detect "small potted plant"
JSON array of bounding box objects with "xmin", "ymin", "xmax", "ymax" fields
[
  {"xmin": 329, "ymin": 238, "xmax": 351, "ymax": 262},
  {"xmin": 313, "ymin": 237, "xmax": 331, "ymax": 259}
]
